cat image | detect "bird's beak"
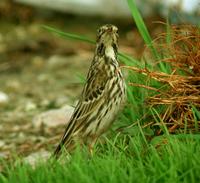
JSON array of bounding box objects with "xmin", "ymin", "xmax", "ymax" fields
[{"xmin": 106, "ymin": 27, "xmax": 113, "ymax": 33}]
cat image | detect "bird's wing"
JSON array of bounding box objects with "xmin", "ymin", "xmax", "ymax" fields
[{"xmin": 55, "ymin": 58, "xmax": 110, "ymax": 153}]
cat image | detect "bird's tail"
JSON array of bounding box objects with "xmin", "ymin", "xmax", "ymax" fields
[
  {"xmin": 53, "ymin": 143, "xmax": 62, "ymax": 158},
  {"xmin": 52, "ymin": 135, "xmax": 75, "ymax": 159}
]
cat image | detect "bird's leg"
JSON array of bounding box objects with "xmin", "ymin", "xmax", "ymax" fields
[
  {"xmin": 88, "ymin": 136, "xmax": 97, "ymax": 156},
  {"xmin": 88, "ymin": 143, "xmax": 94, "ymax": 156}
]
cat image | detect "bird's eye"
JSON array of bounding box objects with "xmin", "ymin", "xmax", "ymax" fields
[{"xmin": 98, "ymin": 29, "xmax": 102, "ymax": 34}]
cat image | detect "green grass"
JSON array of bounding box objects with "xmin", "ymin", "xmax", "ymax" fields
[
  {"xmin": 1, "ymin": 0, "xmax": 200, "ymax": 182},
  {"xmin": 1, "ymin": 135, "xmax": 200, "ymax": 183}
]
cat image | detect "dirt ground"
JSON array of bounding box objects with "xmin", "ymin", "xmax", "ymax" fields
[{"xmin": 0, "ymin": 1, "xmax": 165, "ymax": 160}]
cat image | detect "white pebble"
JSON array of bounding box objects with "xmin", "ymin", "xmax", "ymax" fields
[{"xmin": 0, "ymin": 91, "xmax": 9, "ymax": 104}]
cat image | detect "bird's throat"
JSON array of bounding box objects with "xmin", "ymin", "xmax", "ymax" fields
[{"xmin": 105, "ymin": 46, "xmax": 116, "ymax": 60}]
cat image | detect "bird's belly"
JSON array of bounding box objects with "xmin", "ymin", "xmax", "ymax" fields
[
  {"xmin": 94, "ymin": 88, "xmax": 125, "ymax": 137},
  {"xmin": 95, "ymin": 101, "xmax": 121, "ymax": 136},
  {"xmin": 83, "ymin": 79, "xmax": 126, "ymax": 139}
]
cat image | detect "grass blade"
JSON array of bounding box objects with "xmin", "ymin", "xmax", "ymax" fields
[
  {"xmin": 42, "ymin": 25, "xmax": 95, "ymax": 44},
  {"xmin": 43, "ymin": 25, "xmax": 142, "ymax": 67},
  {"xmin": 126, "ymin": 0, "xmax": 159, "ymax": 60}
]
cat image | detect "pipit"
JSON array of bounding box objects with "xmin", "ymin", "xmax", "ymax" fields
[{"xmin": 54, "ymin": 24, "xmax": 126, "ymax": 158}]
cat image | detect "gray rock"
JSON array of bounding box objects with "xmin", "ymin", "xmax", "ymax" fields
[{"xmin": 32, "ymin": 105, "xmax": 74, "ymax": 128}]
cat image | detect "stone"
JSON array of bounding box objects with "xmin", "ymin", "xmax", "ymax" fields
[
  {"xmin": 0, "ymin": 140, "xmax": 5, "ymax": 148},
  {"xmin": 32, "ymin": 105, "xmax": 74, "ymax": 128},
  {"xmin": 0, "ymin": 91, "xmax": 9, "ymax": 104},
  {"xmin": 47, "ymin": 55, "xmax": 70, "ymax": 69},
  {"xmin": 6, "ymin": 80, "xmax": 21, "ymax": 91},
  {"xmin": 25, "ymin": 101, "xmax": 37, "ymax": 111}
]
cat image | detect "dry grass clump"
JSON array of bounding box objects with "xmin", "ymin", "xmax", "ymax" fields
[{"xmin": 127, "ymin": 25, "xmax": 200, "ymax": 134}]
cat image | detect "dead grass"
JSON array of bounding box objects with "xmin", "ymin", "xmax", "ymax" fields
[{"xmin": 125, "ymin": 25, "xmax": 200, "ymax": 134}]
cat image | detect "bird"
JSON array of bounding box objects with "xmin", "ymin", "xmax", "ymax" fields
[{"xmin": 53, "ymin": 24, "xmax": 126, "ymax": 158}]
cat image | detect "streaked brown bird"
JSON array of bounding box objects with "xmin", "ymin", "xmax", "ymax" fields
[{"xmin": 54, "ymin": 24, "xmax": 126, "ymax": 158}]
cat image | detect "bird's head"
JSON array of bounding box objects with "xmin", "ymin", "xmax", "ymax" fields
[{"xmin": 96, "ymin": 24, "xmax": 119, "ymax": 56}]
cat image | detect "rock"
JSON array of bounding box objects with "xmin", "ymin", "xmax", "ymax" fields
[
  {"xmin": 37, "ymin": 74, "xmax": 49, "ymax": 82},
  {"xmin": 25, "ymin": 101, "xmax": 37, "ymax": 111},
  {"xmin": 31, "ymin": 56, "xmax": 45, "ymax": 69},
  {"xmin": 15, "ymin": 0, "xmax": 132, "ymax": 17},
  {"xmin": 6, "ymin": 80, "xmax": 21, "ymax": 91},
  {"xmin": 47, "ymin": 55, "xmax": 68, "ymax": 69},
  {"xmin": 15, "ymin": 0, "xmax": 200, "ymax": 19},
  {"xmin": 55, "ymin": 96, "xmax": 70, "ymax": 107},
  {"xmin": 23, "ymin": 151, "xmax": 51, "ymax": 167},
  {"xmin": 0, "ymin": 91, "xmax": 9, "ymax": 104},
  {"xmin": 0, "ymin": 140, "xmax": 5, "ymax": 148},
  {"xmin": 40, "ymin": 99, "xmax": 51, "ymax": 107},
  {"xmin": 32, "ymin": 105, "xmax": 74, "ymax": 128}
]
